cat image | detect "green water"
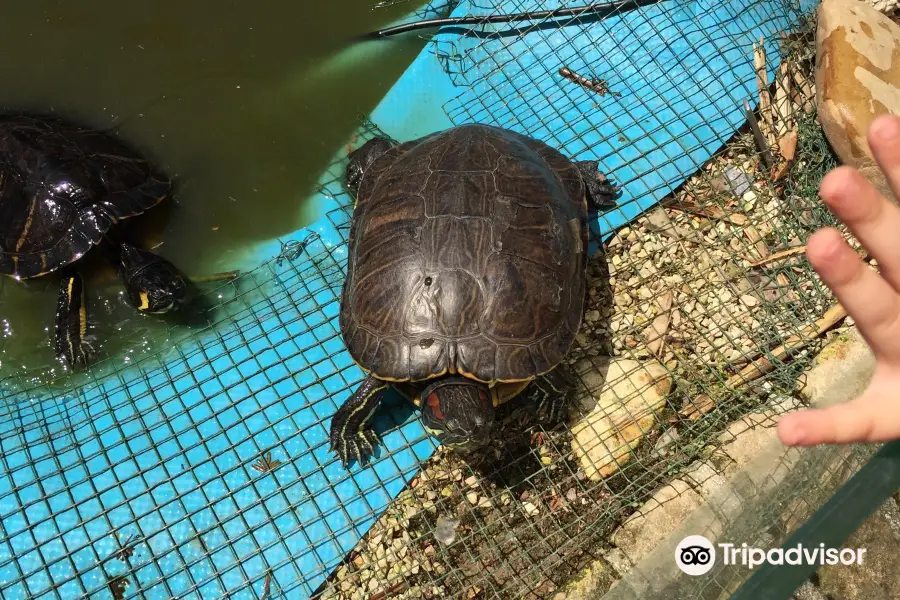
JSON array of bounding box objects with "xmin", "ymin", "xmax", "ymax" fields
[{"xmin": 0, "ymin": 0, "xmax": 432, "ymax": 382}]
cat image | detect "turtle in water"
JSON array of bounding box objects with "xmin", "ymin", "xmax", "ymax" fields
[
  {"xmin": 329, "ymin": 123, "xmax": 621, "ymax": 467},
  {"xmin": 0, "ymin": 113, "xmax": 188, "ymax": 367}
]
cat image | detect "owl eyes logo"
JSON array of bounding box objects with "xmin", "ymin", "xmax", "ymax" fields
[
  {"xmin": 680, "ymin": 545, "xmax": 712, "ymax": 565},
  {"xmin": 675, "ymin": 535, "xmax": 716, "ymax": 576}
]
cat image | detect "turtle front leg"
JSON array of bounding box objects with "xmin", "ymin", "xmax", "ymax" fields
[
  {"xmin": 575, "ymin": 159, "xmax": 621, "ymax": 212},
  {"xmin": 329, "ymin": 375, "xmax": 388, "ymax": 467},
  {"xmin": 54, "ymin": 272, "xmax": 95, "ymax": 368},
  {"xmin": 530, "ymin": 363, "xmax": 579, "ymax": 429}
]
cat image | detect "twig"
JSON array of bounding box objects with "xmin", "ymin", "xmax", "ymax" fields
[
  {"xmin": 559, "ymin": 66, "xmax": 622, "ymax": 97},
  {"xmin": 754, "ymin": 37, "xmax": 774, "ymax": 144},
  {"xmin": 744, "ymin": 225, "xmax": 771, "ymax": 263},
  {"xmin": 744, "ymin": 98, "xmax": 776, "ymax": 169},
  {"xmin": 748, "ymin": 245, "xmax": 806, "ymax": 267},
  {"xmin": 368, "ymin": 581, "xmax": 408, "ymax": 600},
  {"xmin": 665, "ymin": 193, "xmax": 749, "ymax": 226},
  {"xmin": 749, "ymin": 234, "xmax": 866, "ymax": 268},
  {"xmin": 725, "ymin": 303, "xmax": 847, "ymax": 388},
  {"xmin": 261, "ymin": 571, "xmax": 272, "ymax": 600}
]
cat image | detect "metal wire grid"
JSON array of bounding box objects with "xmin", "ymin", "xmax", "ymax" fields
[
  {"xmin": 310, "ymin": 2, "xmax": 859, "ymax": 599},
  {"xmin": 0, "ymin": 179, "xmax": 440, "ymax": 600},
  {"xmin": 436, "ymin": 0, "xmax": 802, "ymax": 209},
  {"xmin": 0, "ymin": 2, "xmax": 857, "ymax": 600},
  {"xmin": 604, "ymin": 441, "xmax": 878, "ymax": 600}
]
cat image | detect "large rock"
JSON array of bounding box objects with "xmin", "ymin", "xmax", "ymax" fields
[
  {"xmin": 816, "ymin": 0, "xmax": 900, "ymax": 202},
  {"xmin": 570, "ymin": 357, "xmax": 673, "ymax": 481}
]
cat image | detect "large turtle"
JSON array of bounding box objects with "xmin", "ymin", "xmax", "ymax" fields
[
  {"xmin": 329, "ymin": 123, "xmax": 621, "ymax": 467},
  {"xmin": 0, "ymin": 113, "xmax": 188, "ymax": 367}
]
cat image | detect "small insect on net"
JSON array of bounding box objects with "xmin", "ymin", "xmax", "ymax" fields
[{"xmin": 0, "ymin": 1, "xmax": 882, "ymax": 599}]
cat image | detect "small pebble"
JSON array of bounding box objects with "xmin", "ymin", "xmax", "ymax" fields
[
  {"xmin": 724, "ymin": 165, "xmax": 752, "ymax": 196},
  {"xmin": 523, "ymin": 502, "xmax": 539, "ymax": 516},
  {"xmin": 434, "ymin": 515, "xmax": 460, "ymax": 546}
]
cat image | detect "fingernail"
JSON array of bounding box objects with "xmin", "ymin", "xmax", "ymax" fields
[
  {"xmin": 778, "ymin": 418, "xmax": 807, "ymax": 446},
  {"xmin": 872, "ymin": 115, "xmax": 900, "ymax": 142}
]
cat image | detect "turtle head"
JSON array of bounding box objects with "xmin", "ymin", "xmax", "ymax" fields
[
  {"xmin": 345, "ymin": 137, "xmax": 394, "ymax": 197},
  {"xmin": 118, "ymin": 243, "xmax": 187, "ymax": 314},
  {"xmin": 419, "ymin": 377, "xmax": 494, "ymax": 451}
]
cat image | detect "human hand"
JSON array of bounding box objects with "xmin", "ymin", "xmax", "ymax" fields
[{"xmin": 777, "ymin": 114, "xmax": 900, "ymax": 447}]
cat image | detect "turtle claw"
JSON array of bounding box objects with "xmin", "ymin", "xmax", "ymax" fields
[
  {"xmin": 329, "ymin": 375, "xmax": 388, "ymax": 469},
  {"xmin": 73, "ymin": 337, "xmax": 97, "ymax": 367},
  {"xmin": 575, "ymin": 159, "xmax": 621, "ymax": 211},
  {"xmin": 531, "ymin": 366, "xmax": 578, "ymax": 429},
  {"xmin": 333, "ymin": 428, "xmax": 380, "ymax": 468},
  {"xmin": 536, "ymin": 394, "xmax": 570, "ymax": 428},
  {"xmin": 57, "ymin": 336, "xmax": 95, "ymax": 369}
]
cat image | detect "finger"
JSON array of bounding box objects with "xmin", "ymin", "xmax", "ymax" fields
[
  {"xmin": 776, "ymin": 391, "xmax": 900, "ymax": 446},
  {"xmin": 806, "ymin": 228, "xmax": 900, "ymax": 362},
  {"xmin": 819, "ymin": 164, "xmax": 900, "ymax": 291},
  {"xmin": 868, "ymin": 114, "xmax": 900, "ymax": 202}
]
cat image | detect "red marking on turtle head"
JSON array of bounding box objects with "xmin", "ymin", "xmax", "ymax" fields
[{"xmin": 426, "ymin": 392, "xmax": 444, "ymax": 421}]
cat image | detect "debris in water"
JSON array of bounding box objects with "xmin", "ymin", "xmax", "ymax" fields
[{"xmin": 559, "ymin": 67, "xmax": 621, "ymax": 97}]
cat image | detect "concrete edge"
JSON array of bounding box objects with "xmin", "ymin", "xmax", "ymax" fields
[{"xmin": 561, "ymin": 325, "xmax": 878, "ymax": 599}]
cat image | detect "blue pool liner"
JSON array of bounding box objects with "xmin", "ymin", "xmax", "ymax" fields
[{"xmin": 0, "ymin": 0, "xmax": 816, "ymax": 598}]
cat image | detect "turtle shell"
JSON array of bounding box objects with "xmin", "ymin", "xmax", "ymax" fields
[
  {"xmin": 340, "ymin": 123, "xmax": 589, "ymax": 384},
  {"xmin": 0, "ymin": 114, "xmax": 170, "ymax": 279}
]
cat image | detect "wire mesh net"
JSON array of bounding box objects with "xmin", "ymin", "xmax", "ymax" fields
[{"xmin": 0, "ymin": 0, "xmax": 879, "ymax": 599}]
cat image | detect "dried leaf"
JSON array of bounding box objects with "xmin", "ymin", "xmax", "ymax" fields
[
  {"xmin": 771, "ymin": 160, "xmax": 791, "ymax": 182},
  {"xmin": 261, "ymin": 572, "xmax": 272, "ymax": 600},
  {"xmin": 775, "ymin": 62, "xmax": 793, "ymax": 135},
  {"xmin": 744, "ymin": 225, "xmax": 770, "ymax": 262},
  {"xmin": 680, "ymin": 394, "xmax": 716, "ymax": 421},
  {"xmin": 548, "ymin": 492, "xmax": 565, "ymax": 512},
  {"xmin": 779, "ymin": 130, "xmax": 798, "ymax": 161}
]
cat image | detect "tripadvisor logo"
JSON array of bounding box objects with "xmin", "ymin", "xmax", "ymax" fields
[
  {"xmin": 675, "ymin": 536, "xmax": 867, "ymax": 575},
  {"xmin": 719, "ymin": 543, "xmax": 867, "ymax": 569}
]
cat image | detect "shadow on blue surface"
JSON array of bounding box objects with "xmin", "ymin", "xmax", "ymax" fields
[{"xmin": 0, "ymin": 0, "xmax": 816, "ymax": 598}]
